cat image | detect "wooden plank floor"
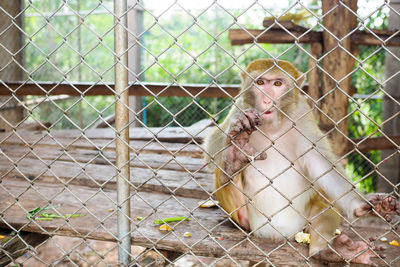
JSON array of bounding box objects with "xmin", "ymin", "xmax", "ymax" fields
[{"xmin": 0, "ymin": 128, "xmax": 399, "ymax": 266}]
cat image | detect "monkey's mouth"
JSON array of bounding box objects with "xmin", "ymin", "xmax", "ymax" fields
[{"xmin": 264, "ymin": 110, "xmax": 272, "ymax": 115}]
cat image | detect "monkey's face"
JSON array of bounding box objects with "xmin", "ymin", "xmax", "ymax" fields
[{"xmin": 251, "ymin": 71, "xmax": 292, "ymax": 122}]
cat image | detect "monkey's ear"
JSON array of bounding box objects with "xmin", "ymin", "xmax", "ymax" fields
[{"xmin": 296, "ymin": 73, "xmax": 306, "ymax": 88}]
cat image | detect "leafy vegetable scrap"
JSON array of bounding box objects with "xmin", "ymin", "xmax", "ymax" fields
[
  {"xmin": 27, "ymin": 206, "xmax": 86, "ymax": 221},
  {"xmin": 153, "ymin": 216, "xmax": 190, "ymax": 225}
]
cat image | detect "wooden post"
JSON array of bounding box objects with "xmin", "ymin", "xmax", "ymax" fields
[
  {"xmin": 320, "ymin": 0, "xmax": 358, "ymax": 156},
  {"xmin": 308, "ymin": 42, "xmax": 322, "ymax": 121},
  {"xmin": 0, "ymin": 0, "xmax": 24, "ymax": 131},
  {"xmin": 378, "ymin": 1, "xmax": 400, "ymax": 193}
]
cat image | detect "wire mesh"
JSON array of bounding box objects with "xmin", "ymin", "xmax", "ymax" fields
[{"xmin": 0, "ymin": 0, "xmax": 399, "ymax": 266}]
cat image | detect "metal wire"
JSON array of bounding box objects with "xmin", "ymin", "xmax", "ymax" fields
[{"xmin": 0, "ymin": 0, "xmax": 399, "ymax": 266}]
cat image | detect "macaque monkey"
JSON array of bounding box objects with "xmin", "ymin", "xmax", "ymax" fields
[{"xmin": 203, "ymin": 59, "xmax": 400, "ymax": 265}]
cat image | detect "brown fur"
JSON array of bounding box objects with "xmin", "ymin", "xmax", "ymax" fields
[{"xmin": 241, "ymin": 58, "xmax": 302, "ymax": 81}]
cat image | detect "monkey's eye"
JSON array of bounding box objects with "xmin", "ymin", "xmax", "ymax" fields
[
  {"xmin": 273, "ymin": 80, "xmax": 282, "ymax": 86},
  {"xmin": 256, "ymin": 79, "xmax": 264, "ymax": 85}
]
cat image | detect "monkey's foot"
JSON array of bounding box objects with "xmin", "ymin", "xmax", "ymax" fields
[
  {"xmin": 355, "ymin": 194, "xmax": 400, "ymax": 222},
  {"xmin": 315, "ymin": 234, "xmax": 384, "ymax": 266}
]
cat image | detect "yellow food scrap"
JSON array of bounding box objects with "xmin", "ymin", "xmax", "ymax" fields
[
  {"xmin": 389, "ymin": 240, "xmax": 399, "ymax": 247},
  {"xmin": 294, "ymin": 232, "xmax": 310, "ymax": 244},
  {"xmin": 108, "ymin": 209, "xmax": 114, "ymax": 213},
  {"xmin": 158, "ymin": 224, "xmax": 172, "ymax": 232},
  {"xmin": 183, "ymin": 232, "xmax": 192, "ymax": 237},
  {"xmin": 0, "ymin": 235, "xmax": 5, "ymax": 240},
  {"xmin": 335, "ymin": 229, "xmax": 341, "ymax": 235},
  {"xmin": 198, "ymin": 200, "xmax": 219, "ymax": 208}
]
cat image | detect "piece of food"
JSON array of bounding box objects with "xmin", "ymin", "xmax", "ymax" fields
[
  {"xmin": 158, "ymin": 224, "xmax": 172, "ymax": 232},
  {"xmin": 379, "ymin": 237, "xmax": 388, "ymax": 242},
  {"xmin": 198, "ymin": 200, "xmax": 219, "ymax": 208},
  {"xmin": 295, "ymin": 232, "xmax": 310, "ymax": 244}
]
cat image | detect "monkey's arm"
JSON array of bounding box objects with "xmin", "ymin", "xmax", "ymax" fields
[
  {"xmin": 303, "ymin": 149, "xmax": 363, "ymax": 219},
  {"xmin": 304, "ymin": 149, "xmax": 400, "ymax": 221},
  {"xmin": 303, "ymin": 150, "xmax": 389, "ymax": 264},
  {"xmin": 203, "ymin": 108, "xmax": 265, "ymax": 230}
]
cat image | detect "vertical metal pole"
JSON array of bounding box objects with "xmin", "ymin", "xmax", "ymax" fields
[{"xmin": 114, "ymin": 0, "xmax": 131, "ymax": 264}]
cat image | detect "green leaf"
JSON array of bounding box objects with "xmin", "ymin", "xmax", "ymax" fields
[{"xmin": 153, "ymin": 216, "xmax": 190, "ymax": 225}]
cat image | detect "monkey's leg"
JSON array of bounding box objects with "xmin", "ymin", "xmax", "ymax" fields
[
  {"xmin": 308, "ymin": 201, "xmax": 341, "ymax": 257},
  {"xmin": 215, "ymin": 172, "xmax": 250, "ymax": 230}
]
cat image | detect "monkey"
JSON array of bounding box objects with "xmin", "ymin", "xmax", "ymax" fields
[{"xmin": 203, "ymin": 58, "xmax": 400, "ymax": 265}]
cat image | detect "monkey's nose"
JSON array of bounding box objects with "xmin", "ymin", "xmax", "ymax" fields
[{"xmin": 263, "ymin": 98, "xmax": 272, "ymax": 105}]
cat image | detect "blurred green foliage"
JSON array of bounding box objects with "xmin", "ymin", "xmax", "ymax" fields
[{"xmin": 345, "ymin": 8, "xmax": 388, "ymax": 193}]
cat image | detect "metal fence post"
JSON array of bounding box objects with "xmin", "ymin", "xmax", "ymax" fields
[{"xmin": 114, "ymin": 0, "xmax": 131, "ymax": 264}]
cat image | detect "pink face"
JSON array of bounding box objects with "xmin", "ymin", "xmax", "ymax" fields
[{"xmin": 251, "ymin": 72, "xmax": 289, "ymax": 120}]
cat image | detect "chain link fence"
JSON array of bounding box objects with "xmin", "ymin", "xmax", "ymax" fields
[{"xmin": 0, "ymin": 0, "xmax": 399, "ymax": 266}]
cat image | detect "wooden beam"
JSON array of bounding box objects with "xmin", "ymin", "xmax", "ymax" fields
[
  {"xmin": 0, "ymin": 81, "xmax": 311, "ymax": 98},
  {"xmin": 0, "ymin": 229, "xmax": 48, "ymax": 266},
  {"xmin": 351, "ymin": 29, "xmax": 400, "ymax": 46},
  {"xmin": 0, "ymin": 82, "xmax": 240, "ymax": 98},
  {"xmin": 228, "ymin": 29, "xmax": 400, "ymax": 47},
  {"xmin": 228, "ymin": 29, "xmax": 322, "ymax": 45},
  {"xmin": 348, "ymin": 136, "xmax": 400, "ymax": 153}
]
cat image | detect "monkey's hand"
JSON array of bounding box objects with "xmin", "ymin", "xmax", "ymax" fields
[
  {"xmin": 354, "ymin": 194, "xmax": 400, "ymax": 222},
  {"xmin": 224, "ymin": 108, "xmax": 267, "ymax": 176}
]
